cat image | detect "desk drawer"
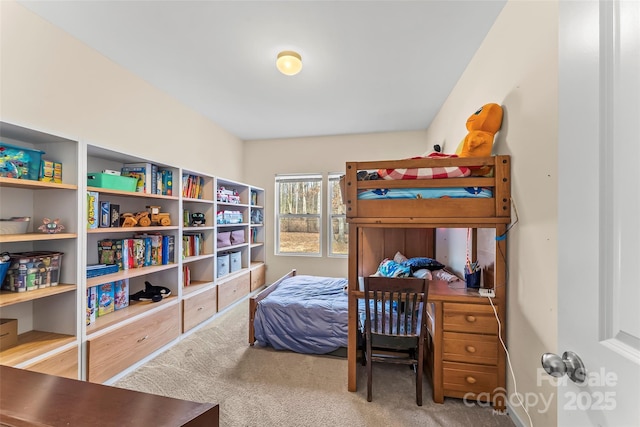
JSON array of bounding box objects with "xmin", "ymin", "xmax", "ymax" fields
[
  {"xmin": 183, "ymin": 287, "xmax": 217, "ymax": 333},
  {"xmin": 87, "ymin": 304, "xmax": 179, "ymax": 383},
  {"xmin": 218, "ymin": 272, "xmax": 250, "ymax": 311},
  {"xmin": 443, "ymin": 361, "xmax": 497, "ymax": 396},
  {"xmin": 443, "ymin": 331, "xmax": 498, "ymax": 365},
  {"xmin": 23, "ymin": 346, "xmax": 78, "ymax": 379},
  {"xmin": 443, "ymin": 303, "xmax": 498, "ymax": 335}
]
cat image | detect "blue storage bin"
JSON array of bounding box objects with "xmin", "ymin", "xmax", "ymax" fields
[{"xmin": 0, "ymin": 142, "xmax": 45, "ymax": 180}]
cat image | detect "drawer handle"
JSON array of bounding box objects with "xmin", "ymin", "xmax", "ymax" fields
[
  {"xmin": 137, "ymin": 335, "xmax": 149, "ymax": 343},
  {"xmin": 466, "ymin": 345, "xmax": 477, "ymax": 353},
  {"xmin": 466, "ymin": 376, "xmax": 477, "ymax": 384},
  {"xmin": 466, "ymin": 315, "xmax": 477, "ymax": 323}
]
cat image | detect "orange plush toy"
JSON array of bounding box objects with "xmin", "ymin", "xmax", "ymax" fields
[{"xmin": 457, "ymin": 103, "xmax": 503, "ymax": 158}]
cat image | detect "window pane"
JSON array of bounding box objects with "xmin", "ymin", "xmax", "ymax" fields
[
  {"xmin": 278, "ymin": 180, "xmax": 321, "ymax": 215},
  {"xmin": 276, "ymin": 174, "xmax": 322, "ymax": 256},
  {"xmin": 330, "ymin": 216, "xmax": 348, "ymax": 255},
  {"xmin": 328, "ymin": 174, "xmax": 348, "ymax": 257},
  {"xmin": 330, "ymin": 178, "xmax": 346, "ymax": 215},
  {"xmin": 278, "ymin": 216, "xmax": 320, "ymax": 253}
]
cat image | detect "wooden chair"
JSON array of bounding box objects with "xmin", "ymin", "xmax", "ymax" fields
[{"xmin": 362, "ymin": 276, "xmax": 428, "ymax": 406}]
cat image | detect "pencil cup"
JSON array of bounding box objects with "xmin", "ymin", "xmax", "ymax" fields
[{"xmin": 465, "ymin": 270, "xmax": 481, "ymax": 289}]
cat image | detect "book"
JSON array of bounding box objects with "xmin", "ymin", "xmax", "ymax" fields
[
  {"xmin": 161, "ymin": 169, "xmax": 173, "ymax": 196},
  {"xmin": 99, "ymin": 201, "xmax": 110, "ymax": 228},
  {"xmin": 109, "ymin": 204, "xmax": 120, "ymax": 227},
  {"xmin": 86, "ymin": 287, "xmax": 97, "ymax": 325},
  {"xmin": 97, "ymin": 282, "xmax": 114, "ymax": 317},
  {"xmin": 113, "ymin": 279, "xmax": 129, "ymax": 310},
  {"xmin": 131, "ymin": 238, "xmax": 146, "ymax": 268},
  {"xmin": 122, "ymin": 162, "xmax": 157, "ymax": 194},
  {"xmin": 97, "ymin": 239, "xmax": 124, "ymax": 270},
  {"xmin": 162, "ymin": 235, "xmax": 175, "ymax": 265},
  {"xmin": 87, "ymin": 191, "xmax": 99, "ymax": 229}
]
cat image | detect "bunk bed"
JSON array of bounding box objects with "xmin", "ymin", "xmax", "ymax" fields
[
  {"xmin": 344, "ymin": 155, "xmax": 511, "ymax": 410},
  {"xmin": 248, "ymin": 270, "xmax": 351, "ymax": 355}
]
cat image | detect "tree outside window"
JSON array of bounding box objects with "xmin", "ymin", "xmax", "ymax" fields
[
  {"xmin": 328, "ymin": 173, "xmax": 348, "ymax": 256},
  {"xmin": 275, "ymin": 174, "xmax": 322, "ymax": 255}
]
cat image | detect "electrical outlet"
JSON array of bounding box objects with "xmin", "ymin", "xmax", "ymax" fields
[{"xmin": 479, "ymin": 288, "xmax": 495, "ymax": 298}]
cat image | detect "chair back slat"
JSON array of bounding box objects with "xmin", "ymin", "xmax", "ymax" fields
[{"xmin": 363, "ymin": 277, "xmax": 428, "ymax": 338}]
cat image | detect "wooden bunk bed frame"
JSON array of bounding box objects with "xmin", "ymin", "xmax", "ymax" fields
[{"xmin": 344, "ymin": 155, "xmax": 511, "ymax": 409}]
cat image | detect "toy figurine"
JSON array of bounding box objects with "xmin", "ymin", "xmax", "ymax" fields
[
  {"xmin": 38, "ymin": 218, "xmax": 64, "ymax": 233},
  {"xmin": 147, "ymin": 205, "xmax": 171, "ymax": 226},
  {"xmin": 190, "ymin": 212, "xmax": 205, "ymax": 226}
]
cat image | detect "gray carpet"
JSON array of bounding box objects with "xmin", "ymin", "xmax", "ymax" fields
[{"xmin": 114, "ymin": 298, "xmax": 515, "ymax": 427}]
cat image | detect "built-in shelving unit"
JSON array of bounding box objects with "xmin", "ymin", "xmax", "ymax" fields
[
  {"xmin": 0, "ymin": 120, "xmax": 266, "ymax": 383},
  {"xmin": 0, "ymin": 121, "xmax": 81, "ymax": 379}
]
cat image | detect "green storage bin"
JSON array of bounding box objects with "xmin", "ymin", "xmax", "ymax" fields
[{"xmin": 87, "ymin": 173, "xmax": 138, "ymax": 192}]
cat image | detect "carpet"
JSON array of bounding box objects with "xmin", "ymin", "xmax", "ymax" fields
[{"xmin": 114, "ymin": 298, "xmax": 515, "ymax": 427}]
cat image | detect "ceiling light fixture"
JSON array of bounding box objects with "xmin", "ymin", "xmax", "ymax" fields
[{"xmin": 276, "ymin": 51, "xmax": 302, "ymax": 76}]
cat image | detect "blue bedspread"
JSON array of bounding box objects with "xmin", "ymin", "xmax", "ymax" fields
[{"xmin": 254, "ymin": 275, "xmax": 349, "ymax": 354}]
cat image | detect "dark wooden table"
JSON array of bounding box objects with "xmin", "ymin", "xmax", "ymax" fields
[{"xmin": 0, "ymin": 366, "xmax": 219, "ymax": 426}]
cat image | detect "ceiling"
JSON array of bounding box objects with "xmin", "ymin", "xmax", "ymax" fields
[{"xmin": 19, "ymin": 1, "xmax": 506, "ymax": 141}]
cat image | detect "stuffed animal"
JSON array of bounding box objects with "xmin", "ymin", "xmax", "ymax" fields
[{"xmin": 457, "ymin": 103, "xmax": 503, "ymax": 158}]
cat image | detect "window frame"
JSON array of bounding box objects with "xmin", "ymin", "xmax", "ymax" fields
[{"xmin": 274, "ymin": 173, "xmax": 323, "ymax": 257}]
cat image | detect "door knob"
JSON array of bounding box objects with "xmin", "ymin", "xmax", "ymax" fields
[{"xmin": 541, "ymin": 351, "xmax": 586, "ymax": 384}]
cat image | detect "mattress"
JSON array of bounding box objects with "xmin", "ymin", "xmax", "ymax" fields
[
  {"xmin": 253, "ymin": 275, "xmax": 349, "ymax": 354},
  {"xmin": 357, "ymin": 187, "xmax": 493, "ymax": 200}
]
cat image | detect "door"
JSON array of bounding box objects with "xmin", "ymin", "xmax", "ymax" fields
[{"xmin": 558, "ymin": 1, "xmax": 639, "ymax": 426}]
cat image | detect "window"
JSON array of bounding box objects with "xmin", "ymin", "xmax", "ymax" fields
[
  {"xmin": 328, "ymin": 173, "xmax": 348, "ymax": 256},
  {"xmin": 275, "ymin": 174, "xmax": 322, "ymax": 255}
]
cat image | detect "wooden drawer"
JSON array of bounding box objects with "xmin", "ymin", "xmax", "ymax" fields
[
  {"xmin": 218, "ymin": 272, "xmax": 250, "ymax": 311},
  {"xmin": 443, "ymin": 331, "xmax": 498, "ymax": 366},
  {"xmin": 443, "ymin": 361, "xmax": 498, "ymax": 397},
  {"xmin": 22, "ymin": 346, "xmax": 78, "ymax": 379},
  {"xmin": 183, "ymin": 287, "xmax": 217, "ymax": 333},
  {"xmin": 443, "ymin": 303, "xmax": 498, "ymax": 335},
  {"xmin": 87, "ymin": 304, "xmax": 180, "ymax": 383},
  {"xmin": 250, "ymin": 264, "xmax": 265, "ymax": 291}
]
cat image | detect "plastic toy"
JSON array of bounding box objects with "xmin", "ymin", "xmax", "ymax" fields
[
  {"xmin": 38, "ymin": 218, "xmax": 65, "ymax": 233},
  {"xmin": 190, "ymin": 212, "xmax": 205, "ymax": 226}
]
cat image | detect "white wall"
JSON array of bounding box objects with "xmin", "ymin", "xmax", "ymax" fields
[
  {"xmin": 425, "ymin": 1, "xmax": 559, "ymax": 426},
  {"xmin": 244, "ymin": 131, "xmax": 431, "ymax": 282},
  {"xmin": 0, "ymin": 1, "xmax": 243, "ymax": 179}
]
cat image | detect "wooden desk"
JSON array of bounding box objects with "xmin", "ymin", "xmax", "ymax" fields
[
  {"xmin": 349, "ymin": 280, "xmax": 506, "ymax": 409},
  {"xmin": 0, "ymin": 366, "xmax": 219, "ymax": 426}
]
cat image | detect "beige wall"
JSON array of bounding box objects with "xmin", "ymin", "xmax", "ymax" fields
[
  {"xmin": 244, "ymin": 131, "xmax": 431, "ymax": 282},
  {"xmin": 0, "ymin": 1, "xmax": 243, "ymax": 179},
  {"xmin": 426, "ymin": 1, "xmax": 559, "ymax": 425}
]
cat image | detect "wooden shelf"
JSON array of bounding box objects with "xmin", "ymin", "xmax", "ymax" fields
[
  {"xmin": 87, "ymin": 186, "xmax": 179, "ymax": 200},
  {"xmin": 217, "ymin": 222, "xmax": 249, "ymax": 228},
  {"xmin": 87, "ymin": 226, "xmax": 179, "ymax": 234},
  {"xmin": 0, "ymin": 330, "xmax": 76, "ymax": 366},
  {"xmin": 0, "ymin": 284, "xmax": 76, "ymax": 308},
  {"xmin": 182, "ymin": 280, "xmax": 215, "ymax": 296},
  {"xmin": 250, "ymin": 242, "xmax": 264, "ymax": 249},
  {"xmin": 182, "ymin": 253, "xmax": 214, "ymax": 265},
  {"xmin": 86, "ymin": 264, "xmax": 178, "ymax": 288},
  {"xmin": 183, "ymin": 197, "xmax": 212, "ymax": 204},
  {"xmin": 0, "ymin": 232, "xmax": 77, "ymax": 243},
  {"xmin": 86, "ymin": 296, "xmax": 178, "ymax": 335},
  {"xmin": 0, "ymin": 177, "xmax": 77, "ymax": 190}
]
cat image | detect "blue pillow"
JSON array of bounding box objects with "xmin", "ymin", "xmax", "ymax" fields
[
  {"xmin": 403, "ymin": 257, "xmax": 445, "ymax": 271},
  {"xmin": 376, "ymin": 259, "xmax": 411, "ymax": 277}
]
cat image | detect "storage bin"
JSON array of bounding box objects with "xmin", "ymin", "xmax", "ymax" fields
[
  {"xmin": 0, "ymin": 142, "xmax": 45, "ymax": 180},
  {"xmin": 217, "ymin": 254, "xmax": 229, "ymax": 278},
  {"xmin": 3, "ymin": 251, "xmax": 63, "ymax": 292},
  {"xmin": 229, "ymin": 251, "xmax": 241, "ymax": 273},
  {"xmin": 0, "ymin": 217, "xmax": 30, "ymax": 235},
  {"xmin": 87, "ymin": 173, "xmax": 138, "ymax": 192}
]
